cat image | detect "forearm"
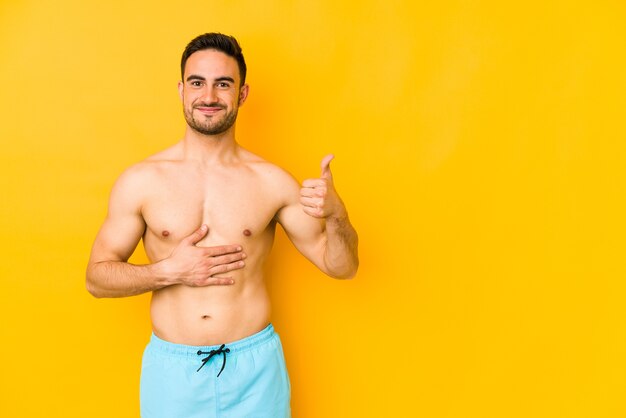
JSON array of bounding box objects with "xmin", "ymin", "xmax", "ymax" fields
[
  {"xmin": 323, "ymin": 212, "xmax": 359, "ymax": 279},
  {"xmin": 86, "ymin": 260, "xmax": 172, "ymax": 298}
]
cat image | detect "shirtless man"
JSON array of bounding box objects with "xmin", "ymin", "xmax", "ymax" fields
[{"xmin": 86, "ymin": 33, "xmax": 358, "ymax": 418}]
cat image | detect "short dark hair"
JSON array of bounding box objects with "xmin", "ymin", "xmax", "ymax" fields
[{"xmin": 181, "ymin": 33, "xmax": 247, "ymax": 86}]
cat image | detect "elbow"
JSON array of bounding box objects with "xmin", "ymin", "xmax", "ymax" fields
[
  {"xmin": 344, "ymin": 263, "xmax": 359, "ymax": 279},
  {"xmin": 344, "ymin": 255, "xmax": 359, "ymax": 279},
  {"xmin": 335, "ymin": 271, "xmax": 356, "ymax": 280},
  {"xmin": 86, "ymin": 281, "xmax": 104, "ymax": 298},
  {"xmin": 85, "ymin": 266, "xmax": 105, "ymax": 298},
  {"xmin": 85, "ymin": 278, "xmax": 103, "ymax": 298},
  {"xmin": 329, "ymin": 259, "xmax": 359, "ymax": 280}
]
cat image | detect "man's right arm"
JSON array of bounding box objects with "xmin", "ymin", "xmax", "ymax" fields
[{"xmin": 86, "ymin": 167, "xmax": 246, "ymax": 298}]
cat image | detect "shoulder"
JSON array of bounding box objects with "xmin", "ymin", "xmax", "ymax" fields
[
  {"xmin": 110, "ymin": 148, "xmax": 181, "ymax": 206},
  {"xmin": 243, "ymin": 152, "xmax": 299, "ymax": 191},
  {"xmin": 113, "ymin": 160, "xmax": 159, "ymax": 192},
  {"xmin": 107, "ymin": 162, "xmax": 153, "ymax": 213},
  {"xmin": 238, "ymin": 149, "xmax": 300, "ymax": 205},
  {"xmin": 115, "ymin": 143, "xmax": 184, "ymax": 189}
]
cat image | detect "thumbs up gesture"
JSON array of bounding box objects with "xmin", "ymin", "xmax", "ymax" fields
[{"xmin": 300, "ymin": 154, "xmax": 347, "ymax": 219}]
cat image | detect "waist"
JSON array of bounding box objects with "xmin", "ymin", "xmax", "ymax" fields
[{"xmin": 147, "ymin": 323, "xmax": 275, "ymax": 357}]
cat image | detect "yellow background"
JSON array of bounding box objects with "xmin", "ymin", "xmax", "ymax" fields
[{"xmin": 1, "ymin": 1, "xmax": 626, "ymax": 417}]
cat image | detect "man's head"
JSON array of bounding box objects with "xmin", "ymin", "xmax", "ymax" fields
[
  {"xmin": 181, "ymin": 33, "xmax": 247, "ymax": 87},
  {"xmin": 179, "ymin": 33, "xmax": 249, "ymax": 136}
]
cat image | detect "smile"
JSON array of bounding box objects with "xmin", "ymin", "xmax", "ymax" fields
[{"xmin": 195, "ymin": 106, "xmax": 224, "ymax": 115}]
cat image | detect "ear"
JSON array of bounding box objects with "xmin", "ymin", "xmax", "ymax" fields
[
  {"xmin": 238, "ymin": 84, "xmax": 250, "ymax": 106},
  {"xmin": 177, "ymin": 80, "xmax": 184, "ymax": 102}
]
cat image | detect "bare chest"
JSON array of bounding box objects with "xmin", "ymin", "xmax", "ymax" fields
[{"xmin": 141, "ymin": 170, "xmax": 282, "ymax": 255}]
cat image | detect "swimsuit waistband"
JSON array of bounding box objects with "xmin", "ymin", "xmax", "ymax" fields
[{"xmin": 148, "ymin": 323, "xmax": 275, "ymax": 358}]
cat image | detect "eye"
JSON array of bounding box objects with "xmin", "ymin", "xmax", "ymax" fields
[
  {"xmin": 217, "ymin": 82, "xmax": 230, "ymax": 88},
  {"xmin": 190, "ymin": 81, "xmax": 204, "ymax": 87}
]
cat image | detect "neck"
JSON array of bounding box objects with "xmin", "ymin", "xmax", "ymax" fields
[{"xmin": 182, "ymin": 125, "xmax": 239, "ymax": 164}]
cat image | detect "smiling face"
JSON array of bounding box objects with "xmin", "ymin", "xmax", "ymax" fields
[{"xmin": 178, "ymin": 49, "xmax": 249, "ymax": 136}]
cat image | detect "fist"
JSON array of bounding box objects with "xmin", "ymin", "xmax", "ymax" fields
[{"xmin": 300, "ymin": 154, "xmax": 346, "ymax": 219}]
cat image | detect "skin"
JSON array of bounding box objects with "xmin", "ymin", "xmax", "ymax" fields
[{"xmin": 86, "ymin": 49, "xmax": 359, "ymax": 346}]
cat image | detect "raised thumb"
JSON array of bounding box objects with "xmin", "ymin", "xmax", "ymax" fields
[{"xmin": 320, "ymin": 154, "xmax": 334, "ymax": 179}]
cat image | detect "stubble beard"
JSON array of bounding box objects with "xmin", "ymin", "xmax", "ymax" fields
[{"xmin": 184, "ymin": 103, "xmax": 239, "ymax": 136}]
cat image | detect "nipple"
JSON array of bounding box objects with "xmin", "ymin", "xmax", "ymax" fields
[
  {"xmin": 162, "ymin": 230, "xmax": 170, "ymax": 237},
  {"xmin": 243, "ymin": 229, "xmax": 252, "ymax": 236}
]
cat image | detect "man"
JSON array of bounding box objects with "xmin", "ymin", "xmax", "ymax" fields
[{"xmin": 86, "ymin": 33, "xmax": 358, "ymax": 418}]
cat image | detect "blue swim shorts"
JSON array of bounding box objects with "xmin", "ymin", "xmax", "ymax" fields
[{"xmin": 140, "ymin": 324, "xmax": 291, "ymax": 418}]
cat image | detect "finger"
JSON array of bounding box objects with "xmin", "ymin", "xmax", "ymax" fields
[
  {"xmin": 183, "ymin": 224, "xmax": 209, "ymax": 245},
  {"xmin": 302, "ymin": 206, "xmax": 324, "ymax": 218},
  {"xmin": 320, "ymin": 154, "xmax": 334, "ymax": 179},
  {"xmin": 209, "ymin": 252, "xmax": 247, "ymax": 266},
  {"xmin": 302, "ymin": 178, "xmax": 326, "ymax": 188},
  {"xmin": 300, "ymin": 187, "xmax": 326, "ymax": 198},
  {"xmin": 300, "ymin": 196, "xmax": 322, "ymax": 208},
  {"xmin": 201, "ymin": 244, "xmax": 243, "ymax": 257},
  {"xmin": 196, "ymin": 276, "xmax": 236, "ymax": 286},
  {"xmin": 208, "ymin": 259, "xmax": 246, "ymax": 276}
]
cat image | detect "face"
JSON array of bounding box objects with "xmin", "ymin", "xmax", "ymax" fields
[{"xmin": 178, "ymin": 49, "xmax": 249, "ymax": 136}]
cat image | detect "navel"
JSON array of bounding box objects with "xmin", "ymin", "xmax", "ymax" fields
[
  {"xmin": 243, "ymin": 229, "xmax": 252, "ymax": 237},
  {"xmin": 201, "ymin": 315, "xmax": 211, "ymax": 320}
]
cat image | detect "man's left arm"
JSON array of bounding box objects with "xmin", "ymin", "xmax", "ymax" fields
[{"xmin": 276, "ymin": 154, "xmax": 359, "ymax": 279}]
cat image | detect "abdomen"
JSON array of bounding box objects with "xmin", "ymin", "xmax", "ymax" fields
[{"xmin": 149, "ymin": 270, "xmax": 271, "ymax": 345}]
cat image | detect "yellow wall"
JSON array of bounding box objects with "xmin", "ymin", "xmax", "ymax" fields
[{"xmin": 2, "ymin": 1, "xmax": 626, "ymax": 416}]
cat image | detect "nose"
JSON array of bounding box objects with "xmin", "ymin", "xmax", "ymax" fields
[{"xmin": 202, "ymin": 86, "xmax": 218, "ymax": 103}]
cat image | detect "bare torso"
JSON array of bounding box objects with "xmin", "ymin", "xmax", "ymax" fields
[
  {"xmin": 86, "ymin": 47, "xmax": 357, "ymax": 347},
  {"xmin": 141, "ymin": 144, "xmax": 287, "ymax": 345}
]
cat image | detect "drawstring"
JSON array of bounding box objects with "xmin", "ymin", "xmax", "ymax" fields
[{"xmin": 197, "ymin": 344, "xmax": 230, "ymax": 377}]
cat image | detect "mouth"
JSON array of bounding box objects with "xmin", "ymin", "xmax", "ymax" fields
[{"xmin": 195, "ymin": 106, "xmax": 224, "ymax": 115}]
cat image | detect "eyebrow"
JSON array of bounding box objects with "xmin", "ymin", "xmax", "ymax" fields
[
  {"xmin": 186, "ymin": 75, "xmax": 235, "ymax": 84},
  {"xmin": 186, "ymin": 75, "xmax": 205, "ymax": 82},
  {"xmin": 215, "ymin": 76, "xmax": 235, "ymax": 84}
]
